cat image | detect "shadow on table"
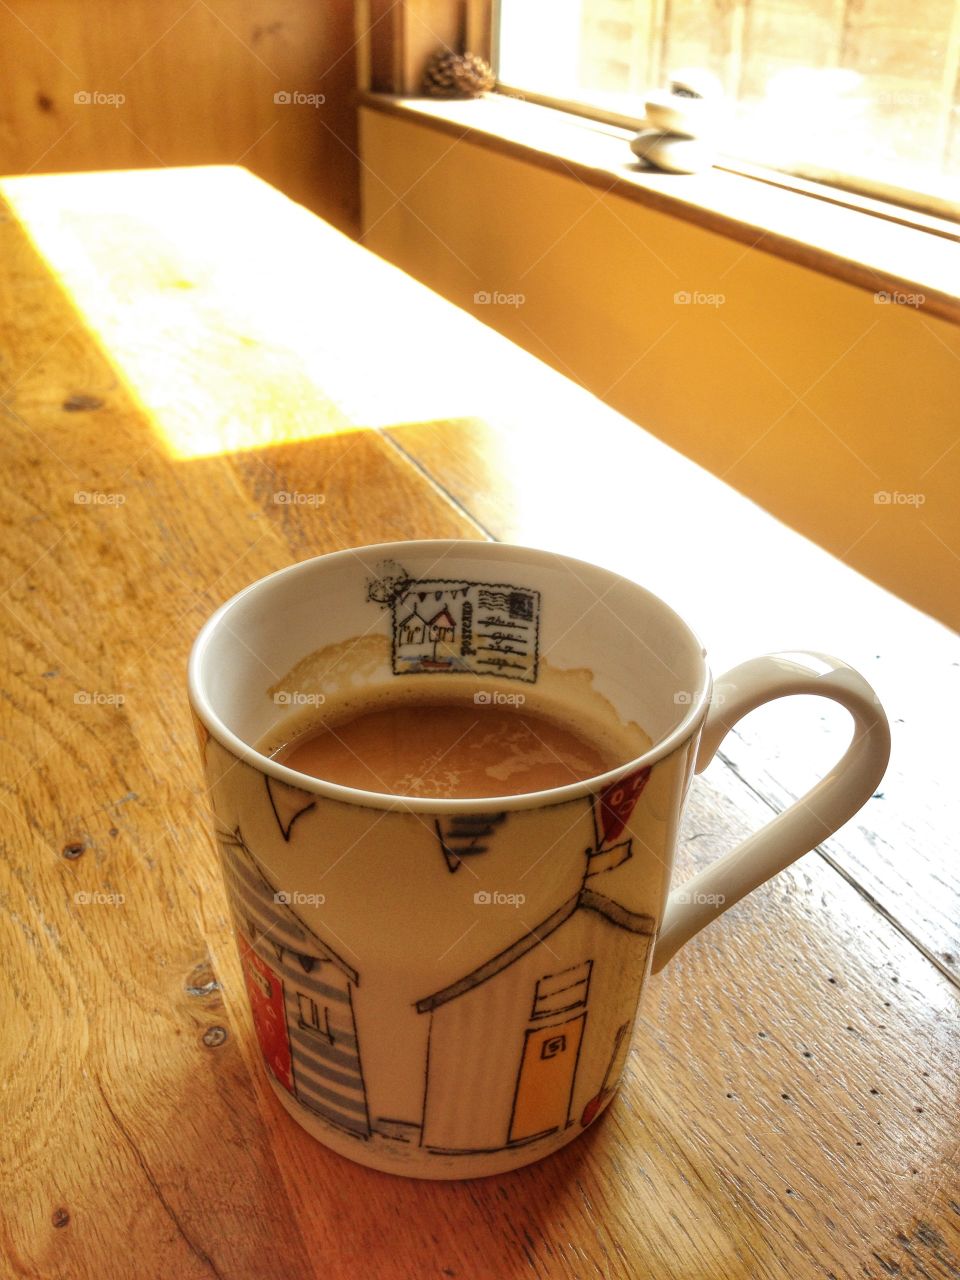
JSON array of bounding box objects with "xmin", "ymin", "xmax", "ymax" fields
[{"xmin": 247, "ymin": 1067, "xmax": 740, "ymax": 1280}]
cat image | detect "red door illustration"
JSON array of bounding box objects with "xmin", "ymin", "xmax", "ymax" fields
[{"xmin": 238, "ymin": 934, "xmax": 294, "ymax": 1093}]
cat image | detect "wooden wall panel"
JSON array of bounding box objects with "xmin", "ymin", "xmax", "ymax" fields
[
  {"xmin": 361, "ymin": 0, "xmax": 479, "ymax": 95},
  {"xmin": 0, "ymin": 0, "xmax": 359, "ymax": 234}
]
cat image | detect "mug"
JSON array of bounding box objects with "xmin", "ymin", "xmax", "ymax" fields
[{"xmin": 187, "ymin": 540, "xmax": 890, "ymax": 1179}]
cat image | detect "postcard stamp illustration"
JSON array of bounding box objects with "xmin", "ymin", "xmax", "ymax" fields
[{"xmin": 368, "ymin": 563, "xmax": 540, "ymax": 682}]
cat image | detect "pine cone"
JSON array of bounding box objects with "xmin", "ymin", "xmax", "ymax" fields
[{"xmin": 422, "ymin": 50, "xmax": 495, "ymax": 99}]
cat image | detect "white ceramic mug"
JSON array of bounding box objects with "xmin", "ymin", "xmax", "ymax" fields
[{"xmin": 188, "ymin": 540, "xmax": 890, "ymax": 1179}]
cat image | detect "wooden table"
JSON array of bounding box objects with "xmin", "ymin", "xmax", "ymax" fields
[{"xmin": 1, "ymin": 166, "xmax": 957, "ymax": 1280}]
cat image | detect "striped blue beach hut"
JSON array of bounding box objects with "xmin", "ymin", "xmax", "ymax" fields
[{"xmin": 216, "ymin": 828, "xmax": 370, "ymax": 1139}]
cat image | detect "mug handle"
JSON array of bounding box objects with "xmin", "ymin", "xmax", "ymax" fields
[{"xmin": 651, "ymin": 652, "xmax": 891, "ymax": 973}]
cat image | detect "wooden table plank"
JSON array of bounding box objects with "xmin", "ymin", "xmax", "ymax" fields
[
  {"xmin": 1, "ymin": 165, "xmax": 957, "ymax": 1280},
  {"xmin": 201, "ymin": 779, "xmax": 960, "ymax": 1280}
]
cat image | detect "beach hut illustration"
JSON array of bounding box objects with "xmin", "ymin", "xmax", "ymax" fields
[
  {"xmin": 395, "ymin": 600, "xmax": 459, "ymax": 668},
  {"xmin": 414, "ymin": 885, "xmax": 655, "ymax": 1154},
  {"xmin": 215, "ymin": 827, "xmax": 371, "ymax": 1139},
  {"xmin": 398, "ymin": 606, "xmax": 428, "ymax": 646},
  {"xmin": 410, "ymin": 766, "xmax": 655, "ymax": 1154},
  {"xmin": 213, "ymin": 760, "xmax": 656, "ymax": 1160},
  {"xmin": 428, "ymin": 607, "xmax": 456, "ymax": 645}
]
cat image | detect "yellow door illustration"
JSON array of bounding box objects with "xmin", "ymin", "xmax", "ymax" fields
[{"xmin": 509, "ymin": 1014, "xmax": 586, "ymax": 1143}]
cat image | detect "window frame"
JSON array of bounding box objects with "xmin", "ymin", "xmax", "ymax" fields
[
  {"xmin": 297, "ymin": 992, "xmax": 334, "ymax": 1043},
  {"xmin": 530, "ymin": 961, "xmax": 593, "ymax": 1020},
  {"xmin": 491, "ymin": 0, "xmax": 959, "ymax": 229}
]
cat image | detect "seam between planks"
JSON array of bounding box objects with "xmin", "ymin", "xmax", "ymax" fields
[
  {"xmin": 377, "ymin": 429, "xmax": 498, "ymax": 540},
  {"xmin": 716, "ymin": 749, "xmax": 960, "ymax": 993}
]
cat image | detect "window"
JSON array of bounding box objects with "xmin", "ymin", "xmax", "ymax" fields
[
  {"xmin": 531, "ymin": 961, "xmax": 592, "ymax": 1019},
  {"xmin": 495, "ymin": 0, "xmax": 960, "ymax": 219},
  {"xmin": 297, "ymin": 992, "xmax": 333, "ymax": 1042}
]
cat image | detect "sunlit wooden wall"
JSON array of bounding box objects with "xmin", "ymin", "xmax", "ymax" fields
[
  {"xmin": 0, "ymin": 0, "xmax": 359, "ymax": 234},
  {"xmin": 361, "ymin": 106, "xmax": 960, "ymax": 631}
]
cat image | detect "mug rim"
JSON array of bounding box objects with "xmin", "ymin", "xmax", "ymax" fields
[{"xmin": 187, "ymin": 539, "xmax": 713, "ymax": 813}]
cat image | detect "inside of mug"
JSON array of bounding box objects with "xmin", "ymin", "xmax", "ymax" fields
[{"xmin": 192, "ymin": 541, "xmax": 710, "ymax": 770}]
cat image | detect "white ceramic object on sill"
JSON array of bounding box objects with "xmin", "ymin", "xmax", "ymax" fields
[
  {"xmin": 630, "ymin": 129, "xmax": 714, "ymax": 174},
  {"xmin": 644, "ymin": 88, "xmax": 714, "ymax": 139}
]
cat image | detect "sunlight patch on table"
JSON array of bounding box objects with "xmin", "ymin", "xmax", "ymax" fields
[{"xmin": 0, "ymin": 167, "xmax": 499, "ymax": 458}]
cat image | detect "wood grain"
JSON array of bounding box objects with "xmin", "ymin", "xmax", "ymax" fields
[
  {"xmin": 0, "ymin": 0, "xmax": 359, "ymax": 234},
  {"xmin": 0, "ymin": 165, "xmax": 956, "ymax": 1280},
  {"xmin": 357, "ymin": 0, "xmax": 481, "ymax": 96},
  {"xmin": 398, "ymin": 0, "xmax": 466, "ymax": 95}
]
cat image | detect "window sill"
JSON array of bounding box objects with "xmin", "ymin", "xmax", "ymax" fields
[{"xmin": 359, "ymin": 91, "xmax": 960, "ymax": 326}]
